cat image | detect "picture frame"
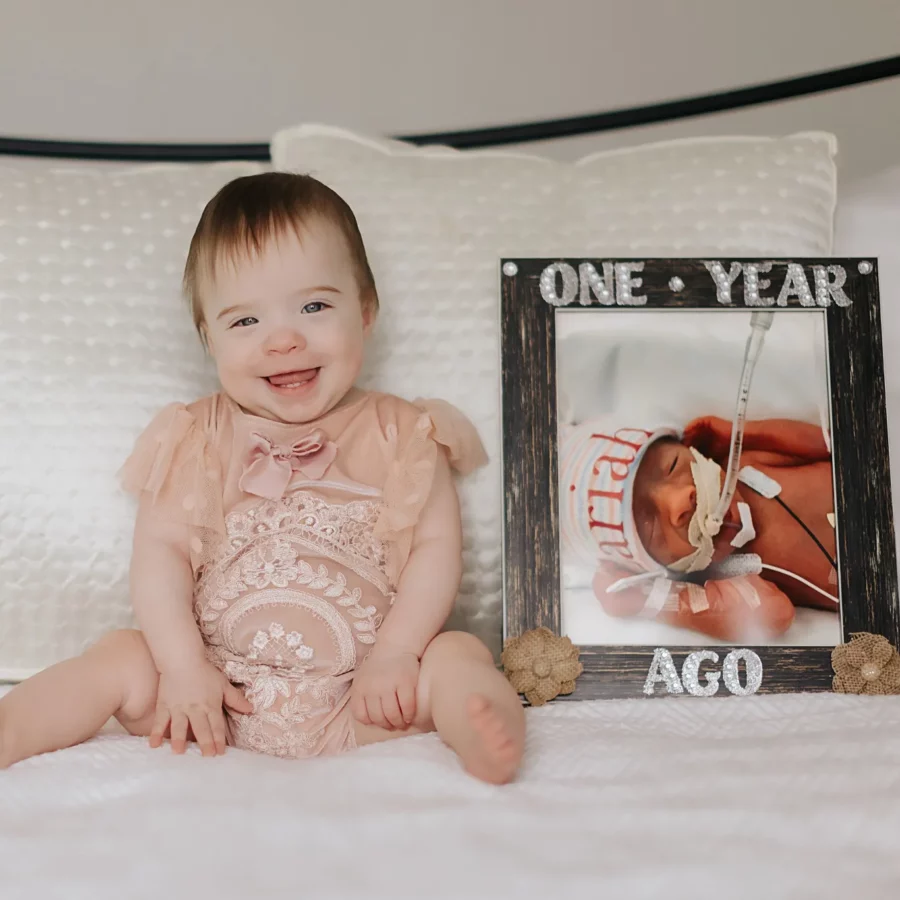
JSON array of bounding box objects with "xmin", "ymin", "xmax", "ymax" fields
[{"xmin": 500, "ymin": 257, "xmax": 900, "ymax": 699}]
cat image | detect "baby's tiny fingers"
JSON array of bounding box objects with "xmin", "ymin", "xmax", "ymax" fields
[
  {"xmin": 224, "ymin": 682, "xmax": 253, "ymax": 715},
  {"xmin": 170, "ymin": 710, "xmax": 189, "ymax": 754},
  {"xmin": 149, "ymin": 705, "xmax": 170, "ymax": 749},
  {"xmin": 366, "ymin": 696, "xmax": 388, "ymax": 730},
  {"xmin": 350, "ymin": 691, "xmax": 370, "ymax": 725},
  {"xmin": 190, "ymin": 711, "xmax": 216, "ymax": 758},
  {"xmin": 209, "ymin": 708, "xmax": 228, "ymax": 755},
  {"xmin": 382, "ymin": 692, "xmax": 404, "ymax": 730},
  {"xmin": 398, "ymin": 682, "xmax": 417, "ymax": 725}
]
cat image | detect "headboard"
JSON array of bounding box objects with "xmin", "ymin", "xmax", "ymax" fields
[{"xmin": 1, "ymin": 54, "xmax": 898, "ymax": 162}]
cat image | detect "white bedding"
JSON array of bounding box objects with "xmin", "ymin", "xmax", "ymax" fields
[{"xmin": 2, "ymin": 685, "xmax": 899, "ymax": 899}]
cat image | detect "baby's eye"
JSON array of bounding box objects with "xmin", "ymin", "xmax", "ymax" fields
[
  {"xmin": 301, "ymin": 301, "xmax": 328, "ymax": 314},
  {"xmin": 230, "ymin": 317, "xmax": 258, "ymax": 329}
]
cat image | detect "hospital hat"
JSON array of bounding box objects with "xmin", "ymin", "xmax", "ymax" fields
[{"xmin": 559, "ymin": 420, "xmax": 678, "ymax": 574}]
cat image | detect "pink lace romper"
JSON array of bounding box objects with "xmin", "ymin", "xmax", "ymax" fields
[{"xmin": 120, "ymin": 389, "xmax": 487, "ymax": 759}]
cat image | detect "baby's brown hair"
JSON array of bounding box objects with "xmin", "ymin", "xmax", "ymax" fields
[{"xmin": 183, "ymin": 172, "xmax": 378, "ymax": 335}]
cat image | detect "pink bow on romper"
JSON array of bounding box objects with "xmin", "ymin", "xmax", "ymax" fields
[{"xmin": 238, "ymin": 430, "xmax": 337, "ymax": 501}]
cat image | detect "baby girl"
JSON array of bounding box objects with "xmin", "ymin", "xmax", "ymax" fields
[
  {"xmin": 0, "ymin": 172, "xmax": 525, "ymax": 783},
  {"xmin": 561, "ymin": 415, "xmax": 839, "ymax": 642}
]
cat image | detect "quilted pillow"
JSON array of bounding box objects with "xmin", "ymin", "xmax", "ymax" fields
[
  {"xmin": 0, "ymin": 161, "xmax": 263, "ymax": 679},
  {"xmin": 270, "ymin": 125, "xmax": 837, "ymax": 657}
]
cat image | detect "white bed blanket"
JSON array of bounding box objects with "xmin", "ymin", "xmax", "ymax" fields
[{"xmin": 2, "ymin": 691, "xmax": 899, "ymax": 899}]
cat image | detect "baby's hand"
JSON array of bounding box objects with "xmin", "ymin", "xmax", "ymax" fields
[
  {"xmin": 150, "ymin": 658, "xmax": 254, "ymax": 757},
  {"xmin": 349, "ymin": 647, "xmax": 420, "ymax": 730},
  {"xmin": 682, "ymin": 415, "xmax": 732, "ymax": 461}
]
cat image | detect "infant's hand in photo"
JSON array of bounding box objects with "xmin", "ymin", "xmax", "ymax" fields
[
  {"xmin": 682, "ymin": 415, "xmax": 731, "ymax": 460},
  {"xmin": 349, "ymin": 648, "xmax": 420, "ymax": 730},
  {"xmin": 150, "ymin": 659, "xmax": 253, "ymax": 757}
]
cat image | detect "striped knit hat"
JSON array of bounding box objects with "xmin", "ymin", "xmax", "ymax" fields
[{"xmin": 559, "ymin": 421, "xmax": 678, "ymax": 574}]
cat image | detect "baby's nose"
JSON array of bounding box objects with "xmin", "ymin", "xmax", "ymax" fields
[
  {"xmin": 669, "ymin": 486, "xmax": 696, "ymax": 529},
  {"xmin": 266, "ymin": 327, "xmax": 306, "ymax": 353}
]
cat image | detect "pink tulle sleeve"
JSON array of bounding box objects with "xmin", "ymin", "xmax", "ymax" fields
[
  {"xmin": 118, "ymin": 397, "xmax": 227, "ymax": 574},
  {"xmin": 374, "ymin": 397, "xmax": 487, "ymax": 585}
]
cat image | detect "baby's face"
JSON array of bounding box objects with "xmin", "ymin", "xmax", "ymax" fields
[
  {"xmin": 633, "ymin": 438, "xmax": 742, "ymax": 568},
  {"xmin": 201, "ymin": 219, "xmax": 373, "ymax": 424}
]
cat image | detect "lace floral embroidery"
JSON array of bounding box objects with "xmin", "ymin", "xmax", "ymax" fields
[
  {"xmin": 221, "ymin": 659, "xmax": 353, "ymax": 759},
  {"xmin": 222, "ymin": 492, "xmax": 388, "ymax": 584},
  {"xmin": 247, "ymin": 621, "xmax": 315, "ymax": 669}
]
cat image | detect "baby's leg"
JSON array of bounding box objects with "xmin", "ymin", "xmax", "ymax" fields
[
  {"xmin": 0, "ymin": 629, "xmax": 159, "ymax": 768},
  {"xmin": 355, "ymin": 632, "xmax": 525, "ymax": 784}
]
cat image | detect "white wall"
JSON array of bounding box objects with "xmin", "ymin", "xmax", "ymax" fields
[{"xmin": 2, "ymin": 0, "xmax": 899, "ymax": 184}]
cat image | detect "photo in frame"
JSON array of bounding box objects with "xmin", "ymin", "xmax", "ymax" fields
[{"xmin": 500, "ymin": 258, "xmax": 900, "ymax": 699}]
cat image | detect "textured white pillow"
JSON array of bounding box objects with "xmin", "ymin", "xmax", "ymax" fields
[
  {"xmin": 0, "ymin": 161, "xmax": 263, "ymax": 679},
  {"xmin": 0, "ymin": 127, "xmax": 837, "ymax": 678},
  {"xmin": 271, "ymin": 124, "xmax": 838, "ymax": 657}
]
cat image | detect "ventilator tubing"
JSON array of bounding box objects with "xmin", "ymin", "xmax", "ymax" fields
[{"xmin": 708, "ymin": 310, "xmax": 775, "ymax": 531}]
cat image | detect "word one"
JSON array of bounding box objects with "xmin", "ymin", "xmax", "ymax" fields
[{"xmin": 644, "ymin": 648, "xmax": 763, "ymax": 697}]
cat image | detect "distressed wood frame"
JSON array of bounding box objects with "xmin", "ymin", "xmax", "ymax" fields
[{"xmin": 501, "ymin": 258, "xmax": 899, "ymax": 698}]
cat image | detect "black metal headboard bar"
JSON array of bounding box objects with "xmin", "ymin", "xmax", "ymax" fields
[{"xmin": 2, "ymin": 54, "xmax": 898, "ymax": 162}]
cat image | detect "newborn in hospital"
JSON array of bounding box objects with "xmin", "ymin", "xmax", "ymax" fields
[
  {"xmin": 0, "ymin": 173, "xmax": 524, "ymax": 782},
  {"xmin": 561, "ymin": 416, "xmax": 838, "ymax": 642}
]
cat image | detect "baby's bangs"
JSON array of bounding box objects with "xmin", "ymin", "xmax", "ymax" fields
[{"xmin": 206, "ymin": 211, "xmax": 308, "ymax": 282}]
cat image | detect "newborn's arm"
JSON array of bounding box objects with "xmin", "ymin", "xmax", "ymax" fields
[
  {"xmin": 376, "ymin": 449, "xmax": 463, "ymax": 658},
  {"xmin": 684, "ymin": 416, "xmax": 830, "ymax": 464},
  {"xmin": 593, "ymin": 567, "xmax": 796, "ymax": 642},
  {"xmin": 129, "ymin": 495, "xmax": 206, "ymax": 674}
]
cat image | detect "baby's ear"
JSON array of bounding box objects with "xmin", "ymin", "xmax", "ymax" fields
[
  {"xmin": 361, "ymin": 290, "xmax": 378, "ymax": 335},
  {"xmin": 592, "ymin": 562, "xmax": 650, "ymax": 618}
]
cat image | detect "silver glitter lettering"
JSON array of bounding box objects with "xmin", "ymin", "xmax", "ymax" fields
[
  {"xmin": 643, "ymin": 648, "xmax": 684, "ymax": 695},
  {"xmin": 615, "ymin": 262, "xmax": 647, "ymax": 307},
  {"xmin": 722, "ymin": 649, "xmax": 763, "ymax": 696},
  {"xmin": 539, "ymin": 263, "xmax": 578, "ymax": 307},
  {"xmin": 681, "ymin": 650, "xmax": 721, "ymax": 697},
  {"xmin": 812, "ymin": 265, "xmax": 850, "ymax": 308},
  {"xmin": 704, "ymin": 261, "xmax": 742, "ymax": 305},
  {"xmin": 743, "ymin": 262, "xmax": 774, "ymax": 307},
  {"xmin": 579, "ymin": 262, "xmax": 614, "ymax": 306},
  {"xmin": 777, "ymin": 262, "xmax": 815, "ymax": 307}
]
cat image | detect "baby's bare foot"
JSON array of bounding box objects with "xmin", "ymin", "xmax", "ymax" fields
[{"xmin": 460, "ymin": 694, "xmax": 523, "ymax": 785}]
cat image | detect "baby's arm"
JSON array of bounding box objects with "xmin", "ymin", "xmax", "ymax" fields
[
  {"xmin": 130, "ymin": 497, "xmax": 205, "ymax": 673},
  {"xmin": 350, "ymin": 450, "xmax": 462, "ymax": 729},
  {"xmin": 593, "ymin": 567, "xmax": 795, "ymax": 642},
  {"xmin": 684, "ymin": 416, "xmax": 830, "ymax": 464},
  {"xmin": 130, "ymin": 497, "xmax": 252, "ymax": 754}
]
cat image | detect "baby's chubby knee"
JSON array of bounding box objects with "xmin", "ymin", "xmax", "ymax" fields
[{"xmin": 422, "ymin": 631, "xmax": 494, "ymax": 666}]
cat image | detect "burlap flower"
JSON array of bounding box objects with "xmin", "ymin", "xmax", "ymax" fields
[
  {"xmin": 832, "ymin": 632, "xmax": 900, "ymax": 695},
  {"xmin": 501, "ymin": 627, "xmax": 583, "ymax": 706}
]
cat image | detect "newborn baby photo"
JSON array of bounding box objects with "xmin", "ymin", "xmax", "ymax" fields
[{"xmin": 556, "ymin": 307, "xmax": 841, "ymax": 648}]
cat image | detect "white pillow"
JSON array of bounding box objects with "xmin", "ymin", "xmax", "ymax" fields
[
  {"xmin": 0, "ymin": 161, "xmax": 263, "ymax": 680},
  {"xmin": 271, "ymin": 124, "xmax": 838, "ymax": 657}
]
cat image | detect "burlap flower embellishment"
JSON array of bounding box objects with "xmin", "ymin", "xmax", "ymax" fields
[
  {"xmin": 832, "ymin": 633, "xmax": 900, "ymax": 695},
  {"xmin": 501, "ymin": 627, "xmax": 583, "ymax": 706}
]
